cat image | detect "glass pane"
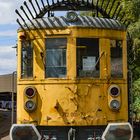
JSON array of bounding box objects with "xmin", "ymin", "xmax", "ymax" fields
[
  {"xmin": 111, "ymin": 40, "xmax": 123, "ymax": 78},
  {"xmin": 104, "ymin": 124, "xmax": 132, "ymax": 140},
  {"xmin": 46, "ymin": 38, "xmax": 67, "ymax": 78},
  {"xmin": 12, "ymin": 126, "xmax": 39, "ymax": 140},
  {"xmin": 76, "ymin": 38, "xmax": 99, "ymax": 78},
  {"xmin": 47, "ymin": 38, "xmax": 67, "ymax": 49},
  {"xmin": 21, "ymin": 41, "xmax": 33, "ymax": 78}
]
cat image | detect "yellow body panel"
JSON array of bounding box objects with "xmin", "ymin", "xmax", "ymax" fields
[{"xmin": 17, "ymin": 27, "xmax": 128, "ymax": 126}]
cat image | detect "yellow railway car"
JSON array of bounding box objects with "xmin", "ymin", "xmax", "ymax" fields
[{"xmin": 10, "ymin": 0, "xmax": 133, "ymax": 139}]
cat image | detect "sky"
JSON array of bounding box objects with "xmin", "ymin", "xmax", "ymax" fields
[
  {"xmin": 0, "ymin": 0, "xmax": 66, "ymax": 75},
  {"xmin": 0, "ymin": 0, "xmax": 26, "ymax": 75}
]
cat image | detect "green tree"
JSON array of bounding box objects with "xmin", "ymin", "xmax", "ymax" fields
[
  {"xmin": 124, "ymin": 0, "xmax": 140, "ymax": 119},
  {"xmin": 133, "ymin": 80, "xmax": 140, "ymax": 120}
]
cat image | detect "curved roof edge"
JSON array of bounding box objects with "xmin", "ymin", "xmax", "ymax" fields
[{"xmin": 21, "ymin": 15, "xmax": 126, "ymax": 31}]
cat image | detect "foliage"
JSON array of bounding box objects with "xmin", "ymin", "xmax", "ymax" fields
[
  {"xmin": 123, "ymin": 0, "xmax": 140, "ymax": 118},
  {"xmin": 126, "ymin": 0, "xmax": 140, "ymax": 82},
  {"xmin": 132, "ymin": 79, "xmax": 140, "ymax": 119}
]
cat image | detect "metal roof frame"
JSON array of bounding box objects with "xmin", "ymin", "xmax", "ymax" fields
[{"xmin": 15, "ymin": 0, "xmax": 130, "ymax": 29}]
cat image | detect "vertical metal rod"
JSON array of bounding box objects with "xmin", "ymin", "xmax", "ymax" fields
[
  {"xmin": 87, "ymin": 0, "xmax": 89, "ymax": 6},
  {"xmin": 119, "ymin": 12, "xmax": 125, "ymax": 22},
  {"xmin": 128, "ymin": 70, "xmax": 133, "ymax": 127},
  {"xmin": 91, "ymin": 0, "xmax": 94, "ymax": 8},
  {"xmin": 130, "ymin": 71, "xmax": 133, "ymax": 127},
  {"xmin": 29, "ymin": 0, "xmax": 38, "ymax": 16},
  {"xmin": 11, "ymin": 71, "xmax": 16, "ymax": 125},
  {"xmin": 52, "ymin": 0, "xmax": 55, "ymax": 4},
  {"xmin": 94, "ymin": 131, "xmax": 96, "ymax": 140},
  {"xmin": 35, "ymin": 0, "xmax": 41, "ymax": 12},
  {"xmin": 108, "ymin": 0, "xmax": 115, "ymax": 15},
  {"xmin": 101, "ymin": 0, "xmax": 105, "ymax": 9},
  {"xmin": 48, "ymin": 11, "xmax": 50, "ymax": 17},
  {"xmin": 20, "ymin": 6, "xmax": 30, "ymax": 21},
  {"xmin": 115, "ymin": 6, "xmax": 122, "ymax": 20},
  {"xmin": 41, "ymin": 0, "xmax": 45, "ymax": 8},
  {"xmin": 96, "ymin": 0, "xmax": 100, "ymax": 17},
  {"xmin": 57, "ymin": 0, "xmax": 60, "ymax": 4},
  {"xmin": 21, "ymin": 6, "xmax": 38, "ymax": 30},
  {"xmin": 15, "ymin": 10, "xmax": 26, "ymax": 23},
  {"xmin": 91, "ymin": 0, "xmax": 95, "ymax": 15},
  {"xmin": 16, "ymin": 19, "xmax": 26, "ymax": 31},
  {"xmin": 15, "ymin": 10, "xmax": 30, "ymax": 30},
  {"xmin": 96, "ymin": 0, "xmax": 100, "ymax": 7},
  {"xmin": 68, "ymin": 128, "xmax": 76, "ymax": 140},
  {"xmin": 105, "ymin": 0, "xmax": 111, "ymax": 13},
  {"xmin": 111, "ymin": 2, "xmax": 120, "ymax": 18},
  {"xmin": 46, "ymin": 0, "xmax": 50, "ymax": 6},
  {"xmin": 123, "ymin": 19, "xmax": 127, "ymax": 25},
  {"xmin": 24, "ymin": 1, "xmax": 34, "ymax": 19}
]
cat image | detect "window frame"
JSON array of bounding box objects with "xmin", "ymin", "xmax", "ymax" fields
[
  {"xmin": 20, "ymin": 40, "xmax": 33, "ymax": 79},
  {"xmin": 45, "ymin": 37, "xmax": 67, "ymax": 78},
  {"xmin": 110, "ymin": 39, "xmax": 123, "ymax": 79},
  {"xmin": 76, "ymin": 37, "xmax": 100, "ymax": 78}
]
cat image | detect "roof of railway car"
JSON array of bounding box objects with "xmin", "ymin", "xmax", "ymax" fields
[
  {"xmin": 0, "ymin": 74, "xmax": 17, "ymax": 93},
  {"xmin": 23, "ymin": 15, "xmax": 126, "ymax": 31}
]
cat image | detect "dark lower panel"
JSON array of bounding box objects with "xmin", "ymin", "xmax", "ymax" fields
[{"xmin": 37, "ymin": 126, "xmax": 106, "ymax": 140}]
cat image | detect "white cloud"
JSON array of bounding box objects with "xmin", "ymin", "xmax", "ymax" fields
[
  {"xmin": 0, "ymin": 46, "xmax": 16, "ymax": 75},
  {"xmin": 0, "ymin": 1, "xmax": 24, "ymax": 75},
  {"xmin": 0, "ymin": 0, "xmax": 45, "ymax": 24},
  {"xmin": 0, "ymin": 0, "xmax": 48, "ymax": 74},
  {"xmin": 0, "ymin": 0, "xmax": 25, "ymax": 24},
  {"xmin": 0, "ymin": 30, "xmax": 17, "ymax": 37}
]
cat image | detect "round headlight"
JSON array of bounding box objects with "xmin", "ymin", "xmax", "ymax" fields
[
  {"xmin": 25, "ymin": 100, "xmax": 36, "ymax": 112},
  {"xmin": 109, "ymin": 100, "xmax": 120, "ymax": 110},
  {"xmin": 66, "ymin": 11, "xmax": 78, "ymax": 22},
  {"xmin": 24, "ymin": 87, "xmax": 36, "ymax": 98},
  {"xmin": 108, "ymin": 85, "xmax": 120, "ymax": 97}
]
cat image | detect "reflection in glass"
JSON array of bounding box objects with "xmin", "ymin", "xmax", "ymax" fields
[
  {"xmin": 76, "ymin": 38, "xmax": 99, "ymax": 78},
  {"xmin": 111, "ymin": 40, "xmax": 123, "ymax": 78},
  {"xmin": 21, "ymin": 41, "xmax": 33, "ymax": 78},
  {"xmin": 46, "ymin": 38, "xmax": 67, "ymax": 78},
  {"xmin": 104, "ymin": 125, "xmax": 131, "ymax": 140}
]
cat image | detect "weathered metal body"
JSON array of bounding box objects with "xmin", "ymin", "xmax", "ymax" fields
[
  {"xmin": 9, "ymin": 0, "xmax": 134, "ymax": 138},
  {"xmin": 12, "ymin": 14, "xmax": 129, "ymax": 139}
]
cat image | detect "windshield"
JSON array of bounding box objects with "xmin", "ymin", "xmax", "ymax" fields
[
  {"xmin": 21, "ymin": 40, "xmax": 33, "ymax": 78},
  {"xmin": 76, "ymin": 38, "xmax": 99, "ymax": 78},
  {"xmin": 45, "ymin": 38, "xmax": 67, "ymax": 78}
]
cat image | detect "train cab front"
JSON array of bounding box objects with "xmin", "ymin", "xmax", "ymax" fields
[{"xmin": 11, "ymin": 9, "xmax": 134, "ymax": 140}]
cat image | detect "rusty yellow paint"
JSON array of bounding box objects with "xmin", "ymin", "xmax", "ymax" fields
[{"xmin": 17, "ymin": 27, "xmax": 128, "ymax": 126}]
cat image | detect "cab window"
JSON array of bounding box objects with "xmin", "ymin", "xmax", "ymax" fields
[
  {"xmin": 76, "ymin": 38, "xmax": 99, "ymax": 78},
  {"xmin": 21, "ymin": 41, "xmax": 33, "ymax": 78},
  {"xmin": 110, "ymin": 40, "xmax": 123, "ymax": 78},
  {"xmin": 45, "ymin": 38, "xmax": 67, "ymax": 78}
]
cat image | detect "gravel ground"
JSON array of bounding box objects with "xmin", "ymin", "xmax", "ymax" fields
[{"xmin": 0, "ymin": 109, "xmax": 16, "ymax": 140}]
